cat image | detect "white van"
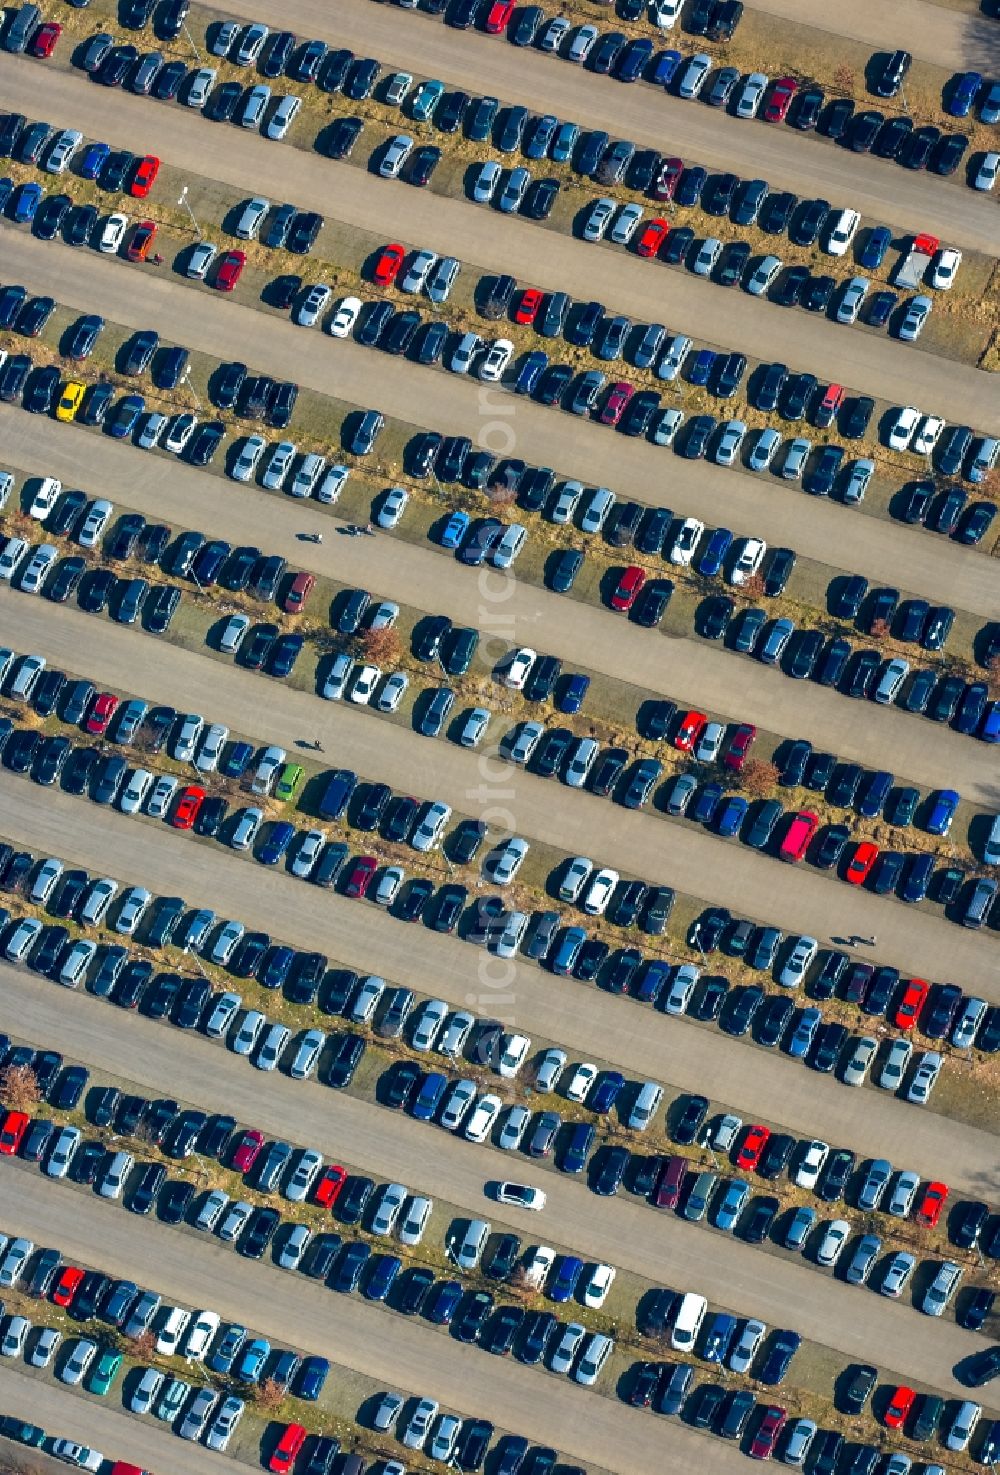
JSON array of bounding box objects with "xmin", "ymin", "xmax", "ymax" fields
[
  {"xmin": 627, "ymin": 1082, "xmax": 663, "ymax": 1132},
  {"xmin": 671, "ymin": 1292, "xmax": 707, "ymax": 1352}
]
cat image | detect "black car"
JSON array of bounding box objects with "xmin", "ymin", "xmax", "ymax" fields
[
  {"xmin": 816, "ymin": 1148, "xmax": 854, "ymax": 1202},
  {"xmin": 672, "ymin": 1094, "xmax": 709, "ymax": 1146},
  {"xmin": 841, "ymin": 395, "xmax": 874, "ymax": 439},
  {"xmin": 758, "ymin": 191, "xmax": 795, "ymax": 233},
  {"xmin": 840, "ymin": 1363, "xmax": 878, "ymax": 1415},
  {"xmin": 789, "ymin": 198, "xmax": 829, "ymax": 247}
]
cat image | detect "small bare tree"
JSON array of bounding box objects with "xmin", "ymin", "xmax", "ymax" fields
[
  {"xmin": 736, "ymin": 758, "xmax": 782, "ymax": 799},
  {"xmin": 353, "ymin": 626, "xmax": 402, "ymax": 668},
  {"xmin": 253, "ymin": 1378, "xmax": 286, "ymax": 1413},
  {"xmin": 869, "ymin": 618, "xmax": 889, "ymax": 640},
  {"xmin": 986, "ymin": 652, "xmax": 1000, "ymax": 699},
  {"xmin": 0, "ymin": 1065, "xmax": 41, "ymax": 1114},
  {"xmin": 833, "ymin": 65, "xmax": 855, "ymax": 93},
  {"xmin": 122, "ymin": 1329, "xmax": 157, "ymax": 1362},
  {"xmin": 739, "ymin": 572, "xmax": 766, "ymax": 602}
]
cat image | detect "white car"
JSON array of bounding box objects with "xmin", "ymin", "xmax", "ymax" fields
[
  {"xmin": 44, "ymin": 1126, "xmax": 81, "ymax": 1179},
  {"xmin": 231, "ymin": 1010, "xmax": 265, "ymax": 1057},
  {"xmin": 44, "ymin": 128, "xmax": 83, "ymax": 174},
  {"xmin": 729, "ymin": 537, "xmax": 766, "ymax": 586},
  {"xmin": 114, "ymin": 886, "xmax": 151, "ymax": 934},
  {"xmin": 328, "ymin": 297, "xmax": 362, "ymax": 338},
  {"xmin": 28, "ymin": 477, "xmax": 61, "ymax": 519},
  {"xmin": 779, "ymin": 936, "xmax": 818, "ymax": 988},
  {"xmin": 129, "ymin": 1368, "xmax": 165, "ymax": 1415},
  {"xmin": 497, "ymin": 1033, "xmax": 531, "ymax": 1078},
  {"xmin": 205, "ymin": 1396, "xmax": 244, "ymax": 1452},
  {"xmin": 906, "ymin": 1051, "xmax": 942, "ymax": 1104},
  {"xmin": 735, "ymin": 72, "xmax": 768, "ymax": 117},
  {"xmin": 184, "ymin": 67, "xmax": 216, "ymax": 109},
  {"xmin": 973, "ymin": 151, "xmax": 999, "ymax": 191},
  {"xmin": 929, "ymin": 247, "xmax": 961, "ymax": 290},
  {"xmin": 714, "ymin": 419, "xmax": 746, "ymax": 465},
  {"xmin": 251, "ymin": 745, "xmax": 286, "ymax": 795},
  {"xmin": 145, "ymin": 774, "xmax": 179, "ymax": 820},
  {"xmin": 411, "ymin": 1000, "xmax": 448, "ymax": 1052},
  {"xmin": 464, "ymin": 1094, "xmax": 502, "ymax": 1142},
  {"xmin": 294, "ymin": 283, "xmax": 331, "ymax": 328},
  {"xmin": 261, "ymin": 440, "xmax": 296, "ymax": 490},
  {"xmin": 793, "ymin": 1140, "xmax": 829, "ymax": 1191},
  {"xmin": 523, "ymin": 1245, "xmax": 556, "ymax": 1287},
  {"xmin": 564, "ymin": 1064, "xmax": 598, "ymax": 1103},
  {"xmin": 888, "ymin": 405, "xmax": 921, "ymax": 451},
  {"xmin": 487, "ymin": 837, "xmax": 529, "ymax": 886},
  {"xmin": 377, "ymin": 486, "xmax": 409, "ymax": 527},
  {"xmin": 692, "ymin": 237, "xmax": 723, "ymax": 277},
  {"xmin": 98, "ymin": 213, "xmax": 128, "ymax": 253},
  {"xmin": 349, "ymin": 976, "xmax": 385, "ymax": 1025},
  {"xmin": 372, "ymin": 669, "xmax": 407, "ymax": 713},
  {"xmin": 195, "ymin": 723, "xmax": 228, "ymax": 772},
  {"xmin": 231, "ymin": 435, "xmax": 267, "ymax": 483},
  {"xmin": 678, "ymin": 52, "xmax": 712, "ymax": 99},
  {"xmin": 651, "ymin": 0, "xmax": 682, "ymax": 25},
  {"xmin": 401, "ymin": 250, "xmax": 437, "ymax": 294},
  {"xmin": 496, "ymin": 1183, "xmax": 547, "ymax": 1211},
  {"xmin": 912, "ymin": 415, "xmax": 944, "ymax": 455},
  {"xmin": 184, "ymin": 1311, "xmax": 221, "ymax": 1361},
  {"xmin": 567, "ymin": 23, "xmax": 598, "ymax": 62},
  {"xmin": 501, "ymin": 647, "xmax": 537, "ymax": 689},
  {"xmin": 582, "ymin": 197, "xmax": 616, "ymax": 242},
  {"xmin": 694, "ymin": 722, "xmax": 724, "ymax": 763},
  {"xmin": 76, "ymin": 499, "xmax": 113, "ymax": 548},
  {"xmin": 499, "ymin": 1106, "xmax": 531, "ymax": 1151},
  {"xmin": 536, "ymin": 1049, "xmax": 567, "ymax": 1093},
  {"xmin": 610, "ymin": 202, "xmax": 644, "ymax": 245},
  {"xmin": 842, "ymin": 1036, "xmax": 878, "ymax": 1087},
  {"xmin": 403, "ymin": 1399, "xmax": 439, "ymax": 1451},
  {"xmin": 745, "ymin": 254, "xmax": 782, "ymax": 296},
  {"xmin": 472, "ymin": 159, "xmax": 502, "ymax": 204},
  {"xmin": 185, "ymin": 241, "xmax": 218, "ymax": 279},
  {"xmin": 558, "ymin": 857, "xmax": 592, "ymax": 904},
  {"xmin": 582, "ymin": 867, "xmax": 619, "ymax": 916},
  {"xmin": 20, "ymin": 544, "xmax": 57, "ymax": 593},
  {"xmin": 581, "ymin": 1263, "xmax": 615, "ymax": 1308},
  {"xmin": 380, "ymin": 133, "xmax": 414, "ymax": 178},
  {"xmin": 479, "ymin": 338, "xmax": 514, "ymax": 382},
  {"xmin": 668, "ymin": 517, "xmax": 704, "ymax": 565},
  {"xmin": 348, "ymin": 663, "xmax": 380, "ymax": 704},
  {"xmin": 815, "ymin": 1219, "xmax": 851, "ymax": 1267},
  {"xmin": 219, "ymin": 613, "xmax": 250, "ymax": 653},
  {"xmin": 265, "ymin": 94, "xmax": 300, "ymax": 140}
]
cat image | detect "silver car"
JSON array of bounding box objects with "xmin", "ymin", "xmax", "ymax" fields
[
  {"xmin": 178, "ymin": 1387, "xmax": 218, "ymax": 1441},
  {"xmin": 380, "ymin": 134, "xmax": 414, "ymax": 178},
  {"xmin": 582, "ymin": 197, "xmax": 616, "ymax": 241}
]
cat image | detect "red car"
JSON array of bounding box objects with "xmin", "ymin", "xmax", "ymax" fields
[
  {"xmin": 230, "ymin": 1129, "xmax": 264, "ymax": 1174},
  {"xmin": 343, "ymin": 856, "xmax": 377, "ymax": 898},
  {"xmin": 599, "ymin": 382, "xmax": 634, "ymax": 427},
  {"xmin": 283, "ymin": 571, "xmax": 315, "ymax": 614},
  {"xmin": 736, "ymin": 1124, "xmax": 770, "ymax": 1172},
  {"xmin": 373, "ymin": 243, "xmax": 406, "ymax": 285},
  {"xmin": 764, "ymin": 77, "xmax": 798, "ymax": 122},
  {"xmin": 269, "ymin": 1424, "xmax": 307, "ymax": 1475},
  {"xmin": 749, "ymin": 1405, "xmax": 786, "ymax": 1460},
  {"xmin": 214, "ymin": 250, "xmax": 246, "ymax": 292},
  {"xmin": 52, "ymin": 1265, "xmax": 84, "ymax": 1308},
  {"xmin": 674, "ymin": 710, "xmax": 707, "ymax": 752},
  {"xmin": 652, "ymin": 156, "xmax": 683, "ymax": 200},
  {"xmin": 915, "ymin": 1181, "xmax": 948, "ymax": 1228},
  {"xmin": 0, "ymin": 1110, "xmax": 29, "ymax": 1155},
  {"xmin": 883, "ymin": 1386, "xmax": 915, "ymax": 1430},
  {"xmin": 314, "ymin": 1164, "xmax": 348, "ymax": 1209},
  {"xmin": 845, "ymin": 840, "xmax": 878, "ymax": 885},
  {"xmin": 894, "ymin": 978, "xmax": 928, "ymax": 1030},
  {"xmin": 85, "ymin": 692, "xmax": 120, "ymax": 735},
  {"xmin": 514, "ymin": 288, "xmax": 544, "ymax": 325},
  {"xmin": 129, "ymin": 154, "xmax": 160, "ymax": 198},
  {"xmin": 126, "ymin": 220, "xmax": 157, "ymax": 262},
  {"xmin": 779, "ymin": 811, "xmax": 819, "ymax": 864},
  {"xmin": 635, "ymin": 218, "xmax": 670, "ymax": 258},
  {"xmin": 722, "ymin": 722, "xmax": 756, "ymax": 771},
  {"xmin": 171, "ymin": 784, "xmax": 206, "ymax": 830},
  {"xmin": 485, "ymin": 0, "xmax": 516, "ymax": 32},
  {"xmin": 29, "ymin": 21, "xmax": 62, "ymax": 57},
  {"xmin": 610, "ymin": 564, "xmax": 646, "ymax": 611}
]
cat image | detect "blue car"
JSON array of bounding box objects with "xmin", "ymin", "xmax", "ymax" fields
[
  {"xmin": 426, "ymin": 1279, "xmax": 463, "ymax": 1325},
  {"xmin": 715, "ymin": 794, "xmax": 749, "ymax": 837},
  {"xmin": 652, "ymin": 49, "xmax": 683, "ymax": 87},
  {"xmin": 946, "ymin": 71, "xmax": 981, "ymax": 117},
  {"xmin": 925, "ymin": 788, "xmax": 960, "ymax": 836},
  {"xmin": 332, "ymin": 1241, "xmax": 370, "ymax": 1294},
  {"xmin": 221, "ymin": 740, "xmax": 255, "ymax": 778},
  {"xmin": 589, "ymin": 1071, "xmax": 624, "ymax": 1113},
  {"xmin": 107, "ymin": 393, "xmax": 145, "ymax": 440},
  {"xmin": 0, "ymin": 177, "xmax": 14, "ymax": 212},
  {"xmin": 258, "ymin": 821, "xmax": 296, "ymax": 866},
  {"xmin": 206, "ymin": 1324, "xmax": 247, "ymax": 1375},
  {"xmin": 440, "ymin": 510, "xmax": 470, "ymax": 549},
  {"xmin": 696, "ymin": 528, "xmax": 733, "ymax": 578},
  {"xmin": 981, "ymin": 702, "xmax": 1000, "ymax": 744},
  {"xmin": 687, "ymin": 348, "xmax": 716, "ymax": 387},
  {"xmin": 633, "ymin": 959, "xmax": 670, "ymax": 1005},
  {"xmin": 858, "ymin": 224, "xmax": 892, "ymax": 271},
  {"xmin": 550, "ymin": 121, "xmax": 579, "ymax": 164},
  {"xmin": 234, "ymin": 1337, "xmax": 270, "ymax": 1385},
  {"xmin": 548, "ymin": 1255, "xmax": 583, "ymax": 1303},
  {"xmin": 260, "ymin": 945, "xmax": 294, "ymax": 991},
  {"xmin": 410, "ymin": 79, "xmax": 444, "ymax": 122},
  {"xmin": 514, "ymin": 350, "xmax": 548, "ymax": 395},
  {"xmin": 411, "ymin": 1072, "xmax": 448, "ymax": 1122},
  {"xmin": 786, "ymin": 1007, "xmax": 822, "ymax": 1060},
  {"xmin": 294, "ymin": 1356, "xmax": 330, "ymax": 1402},
  {"xmin": 556, "ymin": 673, "xmax": 590, "ymax": 714},
  {"xmin": 78, "ymin": 142, "xmax": 110, "ymax": 180},
  {"xmin": 11, "ymin": 181, "xmax": 43, "ymax": 224},
  {"xmin": 701, "ymin": 1312, "xmax": 738, "ymax": 1363},
  {"xmin": 691, "ymin": 782, "xmax": 725, "ymax": 826},
  {"xmin": 363, "ymin": 1254, "xmax": 402, "ymax": 1302}
]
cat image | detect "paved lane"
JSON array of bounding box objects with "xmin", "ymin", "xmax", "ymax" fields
[
  {"xmin": 0, "ymin": 996, "xmax": 993, "ymax": 1413},
  {"xmin": 1, "ymin": 741, "xmax": 998, "ymax": 1201},
  {"xmin": 0, "ymin": 597, "xmax": 995, "ymax": 991},
  {"xmin": 752, "ymin": 0, "xmax": 1000, "ymax": 72},
  {"xmin": 2, "ymin": 59, "xmax": 998, "ymax": 441}
]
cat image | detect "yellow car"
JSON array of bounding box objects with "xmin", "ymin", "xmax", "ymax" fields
[{"xmin": 55, "ymin": 381, "xmax": 86, "ymax": 422}]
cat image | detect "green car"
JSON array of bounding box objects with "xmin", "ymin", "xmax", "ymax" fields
[
  {"xmin": 274, "ymin": 762, "xmax": 303, "ymax": 804},
  {"xmin": 87, "ymin": 1347, "xmax": 122, "ymax": 1396},
  {"xmin": 0, "ymin": 1417, "xmax": 44, "ymax": 1446}
]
